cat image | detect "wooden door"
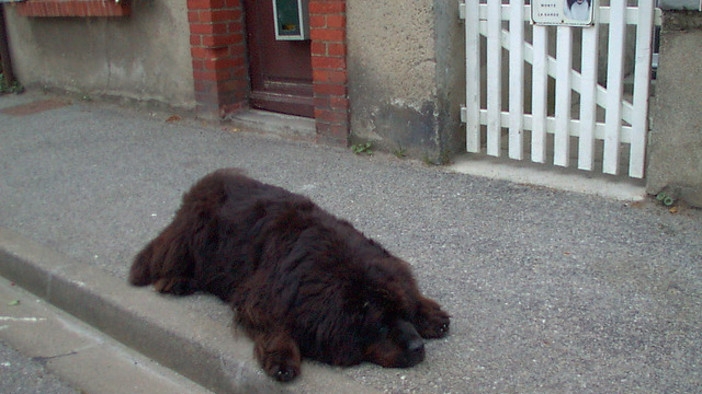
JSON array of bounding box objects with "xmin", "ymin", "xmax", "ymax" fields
[{"xmin": 244, "ymin": 0, "xmax": 314, "ymax": 118}]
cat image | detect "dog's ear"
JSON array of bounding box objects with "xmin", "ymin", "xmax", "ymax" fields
[{"xmin": 367, "ymin": 258, "xmax": 418, "ymax": 303}]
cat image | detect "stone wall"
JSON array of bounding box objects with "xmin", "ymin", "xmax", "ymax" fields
[
  {"xmin": 646, "ymin": 10, "xmax": 702, "ymax": 207},
  {"xmin": 4, "ymin": 1, "xmax": 195, "ymax": 109},
  {"xmin": 346, "ymin": 0, "xmax": 464, "ymax": 163}
]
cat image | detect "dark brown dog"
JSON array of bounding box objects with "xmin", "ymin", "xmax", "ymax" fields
[{"xmin": 129, "ymin": 168, "xmax": 450, "ymax": 382}]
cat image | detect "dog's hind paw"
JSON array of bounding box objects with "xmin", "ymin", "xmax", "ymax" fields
[
  {"xmin": 154, "ymin": 277, "xmax": 197, "ymax": 295},
  {"xmin": 273, "ymin": 365, "xmax": 298, "ymax": 382},
  {"xmin": 254, "ymin": 332, "xmax": 302, "ymax": 382}
]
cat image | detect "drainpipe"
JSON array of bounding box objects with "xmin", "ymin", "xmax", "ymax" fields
[{"xmin": 0, "ymin": 4, "xmax": 17, "ymax": 85}]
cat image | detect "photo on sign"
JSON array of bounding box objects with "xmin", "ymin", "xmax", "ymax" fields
[
  {"xmin": 564, "ymin": 0, "xmax": 592, "ymax": 21},
  {"xmin": 531, "ymin": 0, "xmax": 594, "ymax": 26}
]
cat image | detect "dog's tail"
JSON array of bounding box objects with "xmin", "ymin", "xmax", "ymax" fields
[
  {"xmin": 128, "ymin": 224, "xmax": 196, "ymax": 289},
  {"xmin": 129, "ymin": 168, "xmax": 236, "ymax": 288},
  {"xmin": 128, "ymin": 240, "xmax": 158, "ymax": 286}
]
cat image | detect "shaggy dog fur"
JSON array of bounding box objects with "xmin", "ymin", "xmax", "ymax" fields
[{"xmin": 128, "ymin": 168, "xmax": 450, "ymax": 382}]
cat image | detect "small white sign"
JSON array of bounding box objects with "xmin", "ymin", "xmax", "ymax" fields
[{"xmin": 532, "ymin": 0, "xmax": 594, "ymax": 26}]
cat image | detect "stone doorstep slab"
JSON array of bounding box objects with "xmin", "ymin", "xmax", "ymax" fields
[{"xmin": 0, "ymin": 227, "xmax": 379, "ymax": 394}]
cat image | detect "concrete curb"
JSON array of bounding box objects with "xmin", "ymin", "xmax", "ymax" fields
[
  {"xmin": 0, "ymin": 227, "xmax": 379, "ymax": 394},
  {"xmin": 0, "ymin": 272, "xmax": 214, "ymax": 394}
]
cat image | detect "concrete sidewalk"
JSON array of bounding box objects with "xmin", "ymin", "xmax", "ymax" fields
[{"xmin": 1, "ymin": 90, "xmax": 701, "ymax": 393}]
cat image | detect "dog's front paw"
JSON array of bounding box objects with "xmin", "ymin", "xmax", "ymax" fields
[
  {"xmin": 254, "ymin": 332, "xmax": 301, "ymax": 382},
  {"xmin": 415, "ymin": 298, "xmax": 450, "ymax": 339}
]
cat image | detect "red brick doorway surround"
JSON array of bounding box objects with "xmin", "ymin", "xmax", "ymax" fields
[{"xmin": 186, "ymin": 0, "xmax": 349, "ymax": 145}]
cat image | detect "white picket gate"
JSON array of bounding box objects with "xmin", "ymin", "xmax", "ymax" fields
[{"xmin": 459, "ymin": 0, "xmax": 661, "ymax": 178}]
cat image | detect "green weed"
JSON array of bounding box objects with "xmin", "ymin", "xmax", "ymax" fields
[{"xmin": 351, "ymin": 142, "xmax": 373, "ymax": 155}]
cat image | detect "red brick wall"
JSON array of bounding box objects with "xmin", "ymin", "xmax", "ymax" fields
[
  {"xmin": 187, "ymin": 0, "xmax": 349, "ymax": 143},
  {"xmin": 15, "ymin": 0, "xmax": 131, "ymax": 17},
  {"xmin": 309, "ymin": 0, "xmax": 349, "ymax": 144}
]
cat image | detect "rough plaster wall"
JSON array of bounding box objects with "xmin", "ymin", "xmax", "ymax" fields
[
  {"xmin": 347, "ymin": 0, "xmax": 441, "ymax": 158},
  {"xmin": 433, "ymin": 0, "xmax": 466, "ymax": 158},
  {"xmin": 4, "ymin": 1, "xmax": 195, "ymax": 109},
  {"xmin": 646, "ymin": 13, "xmax": 702, "ymax": 207}
]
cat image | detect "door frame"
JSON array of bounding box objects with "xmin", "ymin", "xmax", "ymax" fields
[
  {"xmin": 244, "ymin": 0, "xmax": 314, "ymax": 118},
  {"xmin": 187, "ymin": 0, "xmax": 349, "ymax": 145}
]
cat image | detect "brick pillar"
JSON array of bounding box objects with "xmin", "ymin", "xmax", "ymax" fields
[
  {"xmin": 309, "ymin": 0, "xmax": 349, "ymax": 145},
  {"xmin": 187, "ymin": 0, "xmax": 248, "ymax": 117}
]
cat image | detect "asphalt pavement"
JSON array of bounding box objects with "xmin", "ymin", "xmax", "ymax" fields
[
  {"xmin": 1, "ymin": 90, "xmax": 701, "ymax": 393},
  {"xmin": 0, "ymin": 339, "xmax": 79, "ymax": 394}
]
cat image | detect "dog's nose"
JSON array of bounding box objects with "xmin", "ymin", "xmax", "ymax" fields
[
  {"xmin": 408, "ymin": 337, "xmax": 425, "ymax": 354},
  {"xmin": 404, "ymin": 337, "xmax": 425, "ymax": 367}
]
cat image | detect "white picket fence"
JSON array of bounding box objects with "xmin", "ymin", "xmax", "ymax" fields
[{"xmin": 459, "ymin": 0, "xmax": 661, "ymax": 178}]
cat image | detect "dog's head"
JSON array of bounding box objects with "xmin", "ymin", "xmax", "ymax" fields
[
  {"xmin": 291, "ymin": 282, "xmax": 427, "ymax": 369},
  {"xmin": 345, "ymin": 259, "xmax": 429, "ymax": 368},
  {"xmin": 291, "ymin": 245, "xmax": 443, "ymax": 370},
  {"xmin": 357, "ymin": 299, "xmax": 426, "ymax": 368}
]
